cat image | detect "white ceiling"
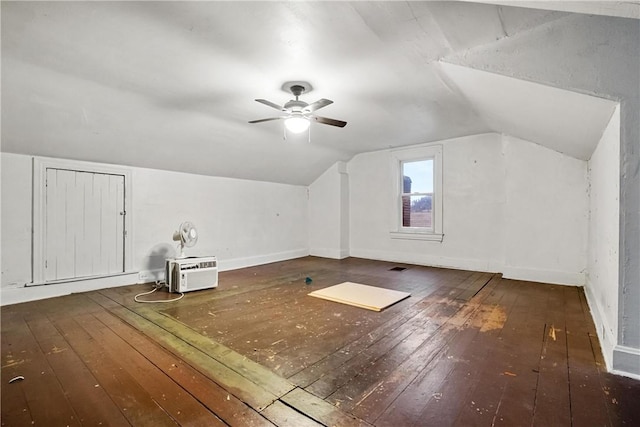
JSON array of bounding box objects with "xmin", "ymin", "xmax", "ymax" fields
[
  {"xmin": 439, "ymin": 62, "xmax": 617, "ymax": 160},
  {"xmin": 1, "ymin": 1, "xmax": 635, "ymax": 185}
]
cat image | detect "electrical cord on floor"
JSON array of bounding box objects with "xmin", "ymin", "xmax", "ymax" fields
[{"xmin": 134, "ymin": 280, "xmax": 184, "ymax": 303}]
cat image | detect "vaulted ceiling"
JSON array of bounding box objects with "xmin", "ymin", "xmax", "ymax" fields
[{"xmin": 2, "ymin": 1, "xmax": 637, "ymax": 185}]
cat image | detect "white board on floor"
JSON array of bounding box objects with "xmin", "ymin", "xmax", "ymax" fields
[{"xmin": 308, "ymin": 282, "xmax": 410, "ymax": 312}]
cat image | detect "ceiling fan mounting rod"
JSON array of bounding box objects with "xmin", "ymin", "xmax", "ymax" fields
[
  {"xmin": 290, "ymin": 84, "xmax": 306, "ymax": 100},
  {"xmin": 282, "ymin": 81, "xmax": 312, "ymax": 98}
]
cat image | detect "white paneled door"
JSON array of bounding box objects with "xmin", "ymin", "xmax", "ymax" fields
[{"xmin": 44, "ymin": 168, "xmax": 126, "ymax": 281}]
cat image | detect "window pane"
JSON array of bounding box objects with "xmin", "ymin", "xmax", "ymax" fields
[
  {"xmin": 402, "ymin": 195, "xmax": 432, "ymax": 228},
  {"xmin": 402, "ymin": 160, "xmax": 433, "ymax": 193}
]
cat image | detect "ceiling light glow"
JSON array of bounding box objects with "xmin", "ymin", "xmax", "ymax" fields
[{"xmin": 284, "ymin": 116, "xmax": 310, "ymax": 134}]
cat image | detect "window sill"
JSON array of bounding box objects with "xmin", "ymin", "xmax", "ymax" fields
[{"xmin": 390, "ymin": 231, "xmax": 444, "ymax": 242}]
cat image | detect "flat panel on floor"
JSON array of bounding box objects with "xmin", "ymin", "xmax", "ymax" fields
[{"xmin": 308, "ymin": 282, "xmax": 411, "ymax": 311}]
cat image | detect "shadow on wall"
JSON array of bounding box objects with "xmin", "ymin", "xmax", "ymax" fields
[{"xmin": 142, "ymin": 243, "xmax": 177, "ymax": 281}]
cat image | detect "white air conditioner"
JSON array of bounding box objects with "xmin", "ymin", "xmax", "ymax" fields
[{"xmin": 165, "ymin": 256, "xmax": 218, "ymax": 293}]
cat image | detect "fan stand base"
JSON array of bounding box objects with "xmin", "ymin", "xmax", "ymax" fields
[{"xmin": 176, "ymin": 244, "xmax": 187, "ymax": 259}]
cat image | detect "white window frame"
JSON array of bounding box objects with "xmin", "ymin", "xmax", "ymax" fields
[
  {"xmin": 32, "ymin": 157, "xmax": 134, "ymax": 285},
  {"xmin": 389, "ymin": 144, "xmax": 443, "ymax": 242}
]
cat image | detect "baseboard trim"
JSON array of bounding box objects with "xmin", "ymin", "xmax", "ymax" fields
[
  {"xmin": 139, "ymin": 249, "xmax": 310, "ymax": 283},
  {"xmin": 501, "ymin": 266, "xmax": 584, "ymax": 286},
  {"xmin": 1, "ymin": 273, "xmax": 139, "ymax": 306},
  {"xmin": 309, "ymin": 247, "xmax": 349, "ymax": 259},
  {"xmin": 583, "ymin": 278, "xmax": 617, "ymax": 370},
  {"xmin": 350, "ymin": 248, "xmax": 499, "ymax": 276},
  {"xmin": 217, "ymin": 249, "xmax": 310, "ymax": 272},
  {"xmin": 612, "ymin": 345, "xmax": 640, "ymax": 379},
  {"xmin": 1, "ymin": 249, "xmax": 310, "ymax": 306}
]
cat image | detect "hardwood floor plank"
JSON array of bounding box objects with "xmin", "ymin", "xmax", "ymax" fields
[
  {"xmin": 567, "ymin": 330, "xmax": 612, "ymax": 426},
  {"xmin": 52, "ymin": 316, "xmax": 180, "ymax": 426},
  {"xmin": 88, "ymin": 293, "xmax": 284, "ymax": 411},
  {"xmin": 564, "ymin": 287, "xmax": 624, "ymax": 426},
  {"xmin": 482, "ymin": 281, "xmax": 552, "ymax": 426},
  {"xmin": 93, "ymin": 310, "xmax": 274, "ymax": 427},
  {"xmin": 320, "ymin": 293, "xmax": 475, "ymax": 404},
  {"xmin": 287, "ymin": 294, "xmax": 436, "ymax": 388},
  {"xmin": 2, "ymin": 258, "xmax": 639, "ymax": 426},
  {"xmin": 349, "ymin": 276, "xmax": 500, "ymax": 423},
  {"xmin": 287, "ymin": 273, "xmax": 474, "ymax": 389},
  {"xmin": 1, "ymin": 312, "xmax": 81, "ymax": 426},
  {"xmin": 420, "ymin": 277, "xmax": 519, "ymax": 427},
  {"xmin": 160, "ymin": 267, "xmax": 453, "ymax": 380},
  {"xmin": 563, "ymin": 286, "xmax": 612, "ymax": 427},
  {"xmin": 263, "ymin": 277, "xmax": 448, "ymax": 378},
  {"xmin": 261, "ymin": 400, "xmax": 324, "ymax": 427},
  {"xmin": 281, "ymin": 387, "xmax": 372, "ymax": 427},
  {"xmin": 1, "ymin": 309, "xmax": 36, "ymax": 426},
  {"xmin": 371, "ymin": 276, "xmax": 507, "ymax": 426},
  {"xmin": 75, "ymin": 312, "xmax": 228, "ymax": 427},
  {"xmin": 25, "ymin": 316, "xmax": 131, "ymax": 426},
  {"xmin": 531, "ymin": 286, "xmax": 572, "ymax": 427},
  {"xmin": 136, "ymin": 306, "xmax": 296, "ymax": 397},
  {"xmin": 454, "ymin": 272, "xmax": 494, "ymax": 301}
]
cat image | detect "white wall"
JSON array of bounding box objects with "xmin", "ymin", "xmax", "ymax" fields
[
  {"xmin": 1, "ymin": 153, "xmax": 33, "ymax": 288},
  {"xmin": 308, "ymin": 161, "xmax": 349, "ymax": 259},
  {"xmin": 585, "ymin": 105, "xmax": 620, "ymax": 368},
  {"xmin": 1, "ymin": 153, "xmax": 309, "ymax": 304},
  {"xmin": 348, "ymin": 133, "xmax": 588, "ymax": 285},
  {"xmin": 502, "ymin": 135, "xmax": 588, "ymax": 284}
]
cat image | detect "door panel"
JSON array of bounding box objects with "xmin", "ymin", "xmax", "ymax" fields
[{"xmin": 45, "ymin": 168, "xmax": 125, "ymax": 281}]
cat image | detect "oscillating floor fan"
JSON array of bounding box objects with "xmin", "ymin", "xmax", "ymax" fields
[{"xmin": 173, "ymin": 221, "xmax": 198, "ymax": 258}]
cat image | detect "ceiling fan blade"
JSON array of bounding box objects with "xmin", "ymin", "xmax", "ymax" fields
[
  {"xmin": 303, "ymin": 98, "xmax": 333, "ymax": 113},
  {"xmin": 255, "ymin": 99, "xmax": 286, "ymax": 111},
  {"xmin": 313, "ymin": 116, "xmax": 347, "ymax": 128},
  {"xmin": 248, "ymin": 117, "xmax": 283, "ymax": 124}
]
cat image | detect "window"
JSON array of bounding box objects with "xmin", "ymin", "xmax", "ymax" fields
[
  {"xmin": 401, "ymin": 159, "xmax": 433, "ymax": 229},
  {"xmin": 390, "ymin": 145, "xmax": 443, "ymax": 241}
]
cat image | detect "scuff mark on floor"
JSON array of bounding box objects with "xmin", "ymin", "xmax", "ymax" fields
[{"xmin": 549, "ymin": 325, "xmax": 561, "ymax": 341}]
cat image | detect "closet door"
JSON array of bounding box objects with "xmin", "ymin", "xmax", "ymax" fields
[{"xmin": 44, "ymin": 168, "xmax": 125, "ymax": 282}]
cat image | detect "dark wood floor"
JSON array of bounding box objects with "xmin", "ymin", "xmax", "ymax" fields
[{"xmin": 2, "ymin": 257, "xmax": 639, "ymax": 426}]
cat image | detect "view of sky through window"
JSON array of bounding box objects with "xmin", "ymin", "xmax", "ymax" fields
[{"xmin": 402, "ymin": 159, "xmax": 433, "ymax": 193}]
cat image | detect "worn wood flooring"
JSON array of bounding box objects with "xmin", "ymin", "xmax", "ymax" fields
[{"xmin": 2, "ymin": 256, "xmax": 639, "ymax": 426}]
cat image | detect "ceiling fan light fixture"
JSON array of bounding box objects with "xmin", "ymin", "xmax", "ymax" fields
[
  {"xmin": 284, "ymin": 116, "xmax": 310, "ymax": 134},
  {"xmin": 250, "ymin": 81, "xmax": 346, "ymax": 135}
]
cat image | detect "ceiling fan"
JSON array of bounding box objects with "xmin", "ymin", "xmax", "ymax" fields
[{"xmin": 249, "ymin": 81, "xmax": 347, "ymax": 135}]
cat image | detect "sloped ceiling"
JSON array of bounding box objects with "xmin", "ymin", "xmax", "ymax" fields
[
  {"xmin": 439, "ymin": 62, "xmax": 618, "ymax": 160},
  {"xmin": 1, "ymin": 1, "xmax": 636, "ymax": 185}
]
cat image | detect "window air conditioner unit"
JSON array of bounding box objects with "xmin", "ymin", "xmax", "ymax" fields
[{"xmin": 165, "ymin": 256, "xmax": 218, "ymax": 293}]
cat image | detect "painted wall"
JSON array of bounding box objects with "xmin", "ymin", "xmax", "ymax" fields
[
  {"xmin": 133, "ymin": 166, "xmax": 308, "ymax": 274},
  {"xmin": 308, "ymin": 161, "xmax": 349, "ymax": 259},
  {"xmin": 502, "ymin": 135, "xmax": 588, "ymax": 285},
  {"xmin": 0, "ymin": 153, "xmax": 309, "ymax": 304},
  {"xmin": 348, "ymin": 133, "xmax": 588, "ymax": 285},
  {"xmin": 447, "ymin": 12, "xmax": 640, "ymax": 376},
  {"xmin": 1, "ymin": 153, "xmax": 33, "ymax": 288},
  {"xmin": 585, "ymin": 106, "xmax": 620, "ymax": 367}
]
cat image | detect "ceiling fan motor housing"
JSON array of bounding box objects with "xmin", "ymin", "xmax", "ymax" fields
[{"xmin": 285, "ymin": 99, "xmax": 308, "ymax": 112}]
